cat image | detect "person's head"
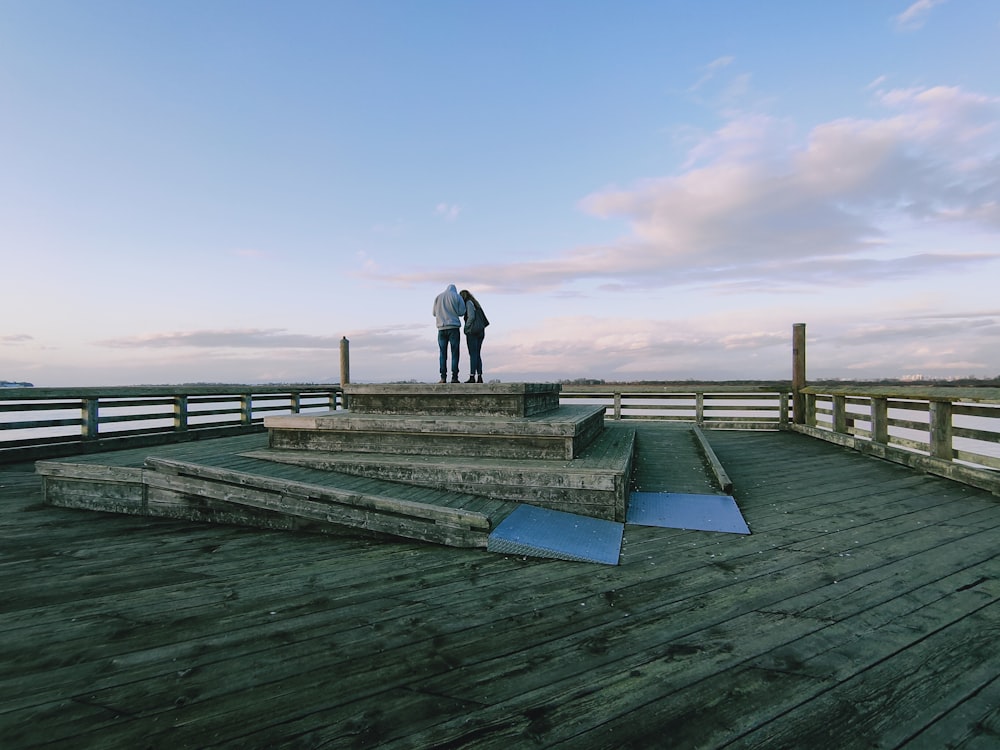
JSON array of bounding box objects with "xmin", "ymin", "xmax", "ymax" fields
[{"xmin": 459, "ymin": 289, "xmax": 470, "ymax": 301}]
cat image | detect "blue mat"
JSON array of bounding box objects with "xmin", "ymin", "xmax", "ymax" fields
[
  {"xmin": 628, "ymin": 492, "xmax": 750, "ymax": 535},
  {"xmin": 488, "ymin": 505, "xmax": 624, "ymax": 565}
]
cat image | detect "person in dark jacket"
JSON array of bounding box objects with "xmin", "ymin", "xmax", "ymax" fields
[
  {"xmin": 432, "ymin": 284, "xmax": 466, "ymax": 383},
  {"xmin": 460, "ymin": 289, "xmax": 489, "ymax": 383}
]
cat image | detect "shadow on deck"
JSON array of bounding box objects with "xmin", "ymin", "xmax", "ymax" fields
[{"xmin": 3, "ymin": 425, "xmax": 1000, "ymax": 748}]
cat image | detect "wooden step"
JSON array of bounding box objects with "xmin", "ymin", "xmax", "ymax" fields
[
  {"xmin": 264, "ymin": 404, "xmax": 607, "ymax": 460},
  {"xmin": 245, "ymin": 423, "xmax": 637, "ymax": 521}
]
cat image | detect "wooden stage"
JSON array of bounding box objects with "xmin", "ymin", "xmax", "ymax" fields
[{"xmin": 3, "ymin": 423, "xmax": 1000, "ymax": 748}]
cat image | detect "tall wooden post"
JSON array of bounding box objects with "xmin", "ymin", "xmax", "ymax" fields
[
  {"xmin": 339, "ymin": 337, "xmax": 350, "ymax": 410},
  {"xmin": 792, "ymin": 323, "xmax": 806, "ymax": 425}
]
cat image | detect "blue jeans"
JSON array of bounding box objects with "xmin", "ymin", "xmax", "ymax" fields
[
  {"xmin": 466, "ymin": 331, "xmax": 484, "ymax": 376},
  {"xmin": 438, "ymin": 327, "xmax": 460, "ymax": 378}
]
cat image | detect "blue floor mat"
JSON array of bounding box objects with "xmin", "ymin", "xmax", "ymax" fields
[
  {"xmin": 628, "ymin": 492, "xmax": 750, "ymax": 534},
  {"xmin": 488, "ymin": 504, "xmax": 624, "ymax": 565}
]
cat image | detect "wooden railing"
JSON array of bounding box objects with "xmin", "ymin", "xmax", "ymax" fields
[
  {"xmin": 792, "ymin": 385, "xmax": 1000, "ymax": 495},
  {"xmin": 0, "ymin": 385, "xmax": 343, "ymax": 463},
  {"xmin": 559, "ymin": 384, "xmax": 791, "ymax": 429}
]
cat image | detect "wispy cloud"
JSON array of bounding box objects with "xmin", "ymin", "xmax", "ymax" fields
[
  {"xmin": 97, "ymin": 329, "xmax": 347, "ymax": 349},
  {"xmin": 1, "ymin": 334, "xmax": 33, "ymax": 344},
  {"xmin": 894, "ymin": 0, "xmax": 948, "ymax": 31},
  {"xmin": 435, "ymin": 203, "xmax": 461, "ymax": 221}
]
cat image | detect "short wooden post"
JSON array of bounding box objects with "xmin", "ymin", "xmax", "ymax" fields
[
  {"xmin": 81, "ymin": 398, "xmax": 99, "ymax": 439},
  {"xmin": 613, "ymin": 392, "xmax": 621, "ymax": 420},
  {"xmin": 779, "ymin": 392, "xmax": 789, "ymax": 426},
  {"xmin": 173, "ymin": 395, "xmax": 189, "ymax": 431},
  {"xmin": 871, "ymin": 397, "xmax": 889, "ymax": 444},
  {"xmin": 696, "ymin": 392, "xmax": 705, "ymax": 426},
  {"xmin": 929, "ymin": 400, "xmax": 954, "ymax": 461},
  {"xmin": 240, "ymin": 394, "xmax": 252, "ymax": 425},
  {"xmin": 290, "ymin": 392, "xmax": 301, "ymax": 414},
  {"xmin": 792, "ymin": 323, "xmax": 806, "ymax": 424},
  {"xmin": 833, "ymin": 395, "xmax": 848, "ymax": 434}
]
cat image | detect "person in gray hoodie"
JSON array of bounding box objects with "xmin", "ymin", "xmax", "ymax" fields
[{"xmin": 432, "ymin": 284, "xmax": 466, "ymax": 383}]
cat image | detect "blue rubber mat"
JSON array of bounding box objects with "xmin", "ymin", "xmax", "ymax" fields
[
  {"xmin": 628, "ymin": 492, "xmax": 750, "ymax": 535},
  {"xmin": 488, "ymin": 505, "xmax": 624, "ymax": 565}
]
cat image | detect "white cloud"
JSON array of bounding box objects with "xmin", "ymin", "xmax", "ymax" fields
[{"xmin": 894, "ymin": 0, "xmax": 948, "ymax": 31}]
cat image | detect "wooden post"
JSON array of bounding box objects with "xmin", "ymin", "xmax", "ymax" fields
[
  {"xmin": 340, "ymin": 337, "xmax": 350, "ymax": 410},
  {"xmin": 240, "ymin": 394, "xmax": 252, "ymax": 425},
  {"xmin": 81, "ymin": 398, "xmax": 99, "ymax": 439},
  {"xmin": 792, "ymin": 323, "xmax": 806, "ymax": 424},
  {"xmin": 696, "ymin": 392, "xmax": 705, "ymax": 426},
  {"xmin": 929, "ymin": 400, "xmax": 953, "ymax": 461},
  {"xmin": 871, "ymin": 397, "xmax": 889, "ymax": 444},
  {"xmin": 173, "ymin": 395, "xmax": 189, "ymax": 431},
  {"xmin": 613, "ymin": 392, "xmax": 621, "ymax": 420},
  {"xmin": 833, "ymin": 395, "xmax": 848, "ymax": 434},
  {"xmin": 340, "ymin": 337, "xmax": 350, "ymax": 386}
]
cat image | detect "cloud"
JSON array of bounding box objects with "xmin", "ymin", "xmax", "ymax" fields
[
  {"xmin": 367, "ymin": 83, "xmax": 1000, "ymax": 295},
  {"xmin": 894, "ymin": 0, "xmax": 948, "ymax": 31},
  {"xmin": 2, "ymin": 334, "xmax": 33, "ymax": 344},
  {"xmin": 435, "ymin": 203, "xmax": 461, "ymax": 221},
  {"xmin": 97, "ymin": 329, "xmax": 347, "ymax": 349},
  {"xmin": 689, "ymin": 56, "xmax": 735, "ymax": 92}
]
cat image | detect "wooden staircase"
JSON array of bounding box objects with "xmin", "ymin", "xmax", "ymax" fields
[{"xmin": 37, "ymin": 383, "xmax": 637, "ymax": 549}]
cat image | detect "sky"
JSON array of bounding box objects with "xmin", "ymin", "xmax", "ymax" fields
[{"xmin": 1, "ymin": 0, "xmax": 999, "ymax": 387}]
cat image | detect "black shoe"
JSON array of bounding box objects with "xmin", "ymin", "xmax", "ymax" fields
[
  {"xmin": 438, "ymin": 377, "xmax": 446, "ymax": 384},
  {"xmin": 465, "ymin": 376, "xmax": 476, "ymax": 383},
  {"xmin": 451, "ymin": 376, "xmax": 460, "ymax": 383},
  {"xmin": 477, "ymin": 375, "xmax": 483, "ymax": 383}
]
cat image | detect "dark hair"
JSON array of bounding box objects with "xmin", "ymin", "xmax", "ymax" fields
[{"xmin": 459, "ymin": 289, "xmax": 484, "ymax": 315}]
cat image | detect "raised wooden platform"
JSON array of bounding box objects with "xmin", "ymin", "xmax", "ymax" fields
[
  {"xmin": 36, "ymin": 434, "xmax": 518, "ymax": 549},
  {"xmin": 342, "ymin": 382, "xmax": 561, "ymax": 417}
]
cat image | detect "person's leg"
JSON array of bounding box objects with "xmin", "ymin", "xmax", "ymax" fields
[
  {"xmin": 465, "ymin": 334, "xmax": 478, "ymax": 382},
  {"xmin": 467, "ymin": 333, "xmax": 483, "ymax": 378},
  {"xmin": 448, "ymin": 328, "xmax": 461, "ymax": 381},
  {"xmin": 437, "ymin": 330, "xmax": 448, "ymax": 382}
]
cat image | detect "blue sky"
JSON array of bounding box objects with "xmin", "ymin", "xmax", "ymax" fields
[{"xmin": 2, "ymin": 0, "xmax": 998, "ymax": 386}]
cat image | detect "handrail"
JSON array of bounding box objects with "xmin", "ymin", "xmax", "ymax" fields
[
  {"xmin": 0, "ymin": 384, "xmax": 343, "ymax": 463},
  {"xmin": 792, "ymin": 384, "xmax": 1000, "ymax": 495},
  {"xmin": 558, "ymin": 384, "xmax": 792, "ymax": 429}
]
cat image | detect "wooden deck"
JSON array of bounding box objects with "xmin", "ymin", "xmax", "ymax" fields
[{"xmin": 3, "ymin": 424, "xmax": 1000, "ymax": 748}]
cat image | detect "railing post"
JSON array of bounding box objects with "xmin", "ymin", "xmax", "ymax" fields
[
  {"xmin": 805, "ymin": 392, "xmax": 816, "ymax": 427},
  {"xmin": 173, "ymin": 395, "xmax": 189, "ymax": 432},
  {"xmin": 792, "ymin": 323, "xmax": 806, "ymax": 424},
  {"xmin": 696, "ymin": 393, "xmax": 705, "ymax": 426},
  {"xmin": 833, "ymin": 395, "xmax": 848, "ymax": 434},
  {"xmin": 613, "ymin": 391, "xmax": 621, "ymax": 420},
  {"xmin": 929, "ymin": 400, "xmax": 953, "ymax": 461},
  {"xmin": 81, "ymin": 397, "xmax": 99, "ymax": 439},
  {"xmin": 290, "ymin": 391, "xmax": 301, "ymax": 414},
  {"xmin": 779, "ymin": 392, "xmax": 789, "ymax": 426},
  {"xmin": 871, "ymin": 397, "xmax": 888, "ymax": 444},
  {"xmin": 240, "ymin": 394, "xmax": 252, "ymax": 425}
]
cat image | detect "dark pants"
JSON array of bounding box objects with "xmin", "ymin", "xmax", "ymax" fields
[
  {"xmin": 466, "ymin": 331, "xmax": 484, "ymax": 376},
  {"xmin": 438, "ymin": 327, "xmax": 460, "ymax": 378}
]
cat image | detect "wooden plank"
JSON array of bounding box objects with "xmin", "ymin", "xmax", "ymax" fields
[
  {"xmin": 692, "ymin": 425, "xmax": 734, "ymax": 493},
  {"xmin": 144, "ymin": 457, "xmax": 492, "ymax": 531}
]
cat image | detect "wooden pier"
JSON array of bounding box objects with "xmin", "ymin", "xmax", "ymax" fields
[{"xmin": 3, "ymin": 420, "xmax": 1000, "ymax": 747}]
